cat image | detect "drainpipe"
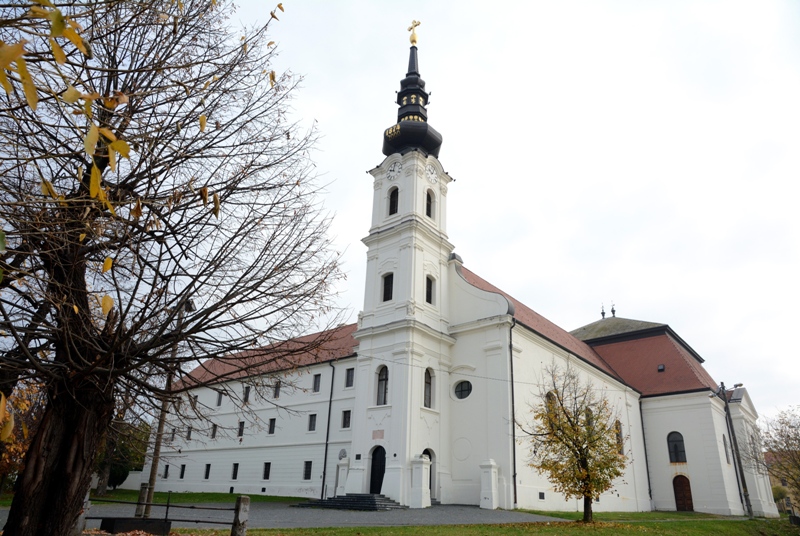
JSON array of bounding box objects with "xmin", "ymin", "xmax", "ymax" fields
[
  {"xmin": 321, "ymin": 361, "xmax": 336, "ymax": 500},
  {"xmin": 508, "ymin": 318, "xmax": 518, "ymax": 507},
  {"xmin": 638, "ymin": 400, "xmax": 653, "ymax": 502}
]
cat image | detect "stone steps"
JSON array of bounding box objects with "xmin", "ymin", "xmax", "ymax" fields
[{"xmin": 295, "ymin": 493, "xmax": 408, "ymax": 511}]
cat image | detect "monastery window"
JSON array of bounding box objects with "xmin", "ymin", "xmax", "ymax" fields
[
  {"xmin": 179, "ymin": 464, "xmax": 186, "ymax": 479},
  {"xmin": 424, "ymin": 369, "xmax": 433, "ymax": 408},
  {"xmin": 388, "ymin": 187, "xmax": 399, "ymax": 216},
  {"xmin": 303, "ymin": 461, "xmax": 313, "ymax": 480},
  {"xmin": 667, "ymin": 431, "xmax": 687, "ymax": 463},
  {"xmin": 425, "ymin": 276, "xmax": 434, "ymax": 305},
  {"xmin": 342, "ymin": 409, "xmax": 351, "ymax": 429},
  {"xmin": 425, "ymin": 190, "xmax": 435, "ymax": 218},
  {"xmin": 273, "ymin": 379, "xmax": 281, "ymax": 399},
  {"xmin": 237, "ymin": 421, "xmax": 245, "ymax": 437},
  {"xmin": 216, "ymin": 391, "xmax": 223, "ymax": 407},
  {"xmin": 345, "ymin": 367, "xmax": 355, "ymax": 388},
  {"xmin": 163, "ymin": 464, "xmax": 169, "ymax": 479},
  {"xmin": 454, "ymin": 380, "xmax": 472, "ymax": 400},
  {"xmin": 268, "ymin": 418, "xmax": 276, "ymax": 435},
  {"xmin": 211, "ymin": 423, "xmax": 217, "ymax": 439},
  {"xmin": 231, "ymin": 463, "xmax": 239, "ymax": 480},
  {"xmin": 585, "ymin": 408, "xmax": 594, "ymax": 431},
  {"xmin": 723, "ymin": 434, "xmax": 731, "ymax": 464},
  {"xmin": 377, "ymin": 366, "xmax": 389, "ymax": 406},
  {"xmin": 382, "ymin": 273, "xmax": 394, "ymax": 302},
  {"xmin": 170, "ymin": 428, "xmax": 176, "ymax": 442},
  {"xmin": 243, "ymin": 385, "xmax": 251, "ymax": 404},
  {"xmin": 615, "ymin": 420, "xmax": 624, "ymax": 455},
  {"xmin": 204, "ymin": 464, "xmax": 211, "ymax": 479},
  {"xmin": 308, "ymin": 414, "xmax": 317, "ymax": 432},
  {"xmin": 312, "ymin": 373, "xmax": 321, "ymax": 393},
  {"xmin": 186, "ymin": 426, "xmax": 192, "ymax": 440},
  {"xmin": 263, "ymin": 462, "xmax": 271, "ymax": 480}
]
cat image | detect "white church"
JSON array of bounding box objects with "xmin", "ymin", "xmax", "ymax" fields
[{"xmin": 142, "ymin": 34, "xmax": 778, "ymax": 517}]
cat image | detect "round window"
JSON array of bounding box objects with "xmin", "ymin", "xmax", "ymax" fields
[{"xmin": 454, "ymin": 380, "xmax": 472, "ymax": 399}]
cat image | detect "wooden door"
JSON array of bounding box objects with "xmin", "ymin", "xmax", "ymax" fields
[
  {"xmin": 673, "ymin": 475, "xmax": 694, "ymax": 511},
  {"xmin": 369, "ymin": 447, "xmax": 386, "ymax": 494}
]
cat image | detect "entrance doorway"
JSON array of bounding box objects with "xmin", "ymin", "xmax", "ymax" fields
[
  {"xmin": 369, "ymin": 446, "xmax": 386, "ymax": 494},
  {"xmin": 673, "ymin": 475, "xmax": 693, "ymax": 511},
  {"xmin": 422, "ymin": 448, "xmax": 435, "ymax": 499}
]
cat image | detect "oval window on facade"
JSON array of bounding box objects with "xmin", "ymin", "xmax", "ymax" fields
[{"xmin": 454, "ymin": 380, "xmax": 472, "ymax": 399}]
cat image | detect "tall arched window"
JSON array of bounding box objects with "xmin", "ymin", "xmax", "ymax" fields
[
  {"xmin": 388, "ymin": 187, "xmax": 399, "ymax": 216},
  {"xmin": 545, "ymin": 391, "xmax": 558, "ymax": 431},
  {"xmin": 722, "ymin": 434, "xmax": 731, "ymax": 464},
  {"xmin": 615, "ymin": 420, "xmax": 624, "ymax": 455},
  {"xmin": 382, "ymin": 273, "xmax": 394, "ymax": 302},
  {"xmin": 667, "ymin": 431, "xmax": 687, "ymax": 463},
  {"xmin": 377, "ymin": 366, "xmax": 389, "ymax": 406},
  {"xmin": 425, "ymin": 190, "xmax": 434, "ymax": 218},
  {"xmin": 425, "ymin": 276, "xmax": 434, "ymax": 304},
  {"xmin": 424, "ymin": 369, "xmax": 433, "ymax": 408}
]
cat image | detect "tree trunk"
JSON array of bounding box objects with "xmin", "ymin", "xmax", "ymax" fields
[
  {"xmin": 2, "ymin": 386, "xmax": 114, "ymax": 536},
  {"xmin": 582, "ymin": 494, "xmax": 594, "ymax": 523}
]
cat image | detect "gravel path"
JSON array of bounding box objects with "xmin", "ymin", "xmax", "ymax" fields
[{"xmin": 1, "ymin": 501, "xmax": 565, "ymax": 530}]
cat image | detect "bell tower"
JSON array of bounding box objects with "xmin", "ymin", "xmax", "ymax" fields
[{"xmin": 348, "ymin": 23, "xmax": 455, "ymax": 506}]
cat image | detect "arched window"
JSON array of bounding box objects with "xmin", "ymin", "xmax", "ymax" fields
[
  {"xmin": 377, "ymin": 366, "xmax": 389, "ymax": 406},
  {"xmin": 425, "ymin": 276, "xmax": 434, "ymax": 304},
  {"xmin": 545, "ymin": 391, "xmax": 558, "ymax": 431},
  {"xmin": 615, "ymin": 420, "xmax": 624, "ymax": 455},
  {"xmin": 425, "ymin": 190, "xmax": 434, "ymax": 218},
  {"xmin": 722, "ymin": 434, "xmax": 731, "ymax": 464},
  {"xmin": 424, "ymin": 369, "xmax": 433, "ymax": 408},
  {"xmin": 382, "ymin": 273, "xmax": 394, "ymax": 302},
  {"xmin": 667, "ymin": 431, "xmax": 687, "ymax": 463},
  {"xmin": 388, "ymin": 187, "xmax": 399, "ymax": 216}
]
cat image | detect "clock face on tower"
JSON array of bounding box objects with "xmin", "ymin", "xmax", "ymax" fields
[
  {"xmin": 386, "ymin": 161, "xmax": 403, "ymax": 181},
  {"xmin": 425, "ymin": 164, "xmax": 438, "ymax": 184}
]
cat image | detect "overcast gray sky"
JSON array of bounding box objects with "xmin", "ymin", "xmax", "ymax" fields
[{"xmin": 236, "ymin": 0, "xmax": 800, "ymax": 418}]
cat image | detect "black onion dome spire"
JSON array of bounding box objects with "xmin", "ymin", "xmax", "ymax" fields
[{"xmin": 382, "ymin": 43, "xmax": 443, "ymax": 157}]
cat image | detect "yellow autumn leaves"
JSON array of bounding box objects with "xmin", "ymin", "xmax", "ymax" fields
[
  {"xmin": 1, "ymin": 1, "xmax": 93, "ymax": 111},
  {"xmin": 1, "ymin": 392, "xmax": 14, "ymax": 443}
]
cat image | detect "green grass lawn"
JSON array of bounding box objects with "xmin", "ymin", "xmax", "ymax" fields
[
  {"xmin": 1, "ymin": 489, "xmax": 307, "ymax": 508},
  {"xmin": 88, "ymin": 488, "xmax": 308, "ymax": 505},
  {"xmin": 161, "ymin": 517, "xmax": 800, "ymax": 536}
]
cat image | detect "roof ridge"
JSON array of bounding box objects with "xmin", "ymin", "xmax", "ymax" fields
[
  {"xmin": 459, "ymin": 267, "xmax": 624, "ymax": 383},
  {"xmin": 664, "ymin": 332, "xmax": 716, "ymax": 390}
]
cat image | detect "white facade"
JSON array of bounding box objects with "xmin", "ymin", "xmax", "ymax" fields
[{"xmin": 142, "ymin": 44, "xmax": 778, "ymax": 518}]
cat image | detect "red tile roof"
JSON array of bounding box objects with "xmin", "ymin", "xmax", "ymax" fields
[
  {"xmin": 180, "ymin": 269, "xmax": 713, "ymax": 399},
  {"xmin": 459, "ymin": 267, "xmax": 624, "ymax": 383},
  {"xmin": 589, "ymin": 333, "xmax": 718, "ymax": 397},
  {"xmin": 179, "ymin": 323, "xmax": 358, "ymax": 388}
]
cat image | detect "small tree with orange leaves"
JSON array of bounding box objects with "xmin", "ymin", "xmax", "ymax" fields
[{"xmin": 523, "ymin": 362, "xmax": 627, "ymax": 522}]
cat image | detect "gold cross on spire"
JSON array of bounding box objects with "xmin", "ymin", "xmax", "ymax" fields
[{"xmin": 408, "ymin": 20, "xmax": 421, "ymax": 45}]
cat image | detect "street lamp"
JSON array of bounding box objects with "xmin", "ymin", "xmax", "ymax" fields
[{"xmin": 710, "ymin": 382, "xmax": 753, "ymax": 518}]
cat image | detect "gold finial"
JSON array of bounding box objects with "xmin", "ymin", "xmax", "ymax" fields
[{"xmin": 408, "ymin": 20, "xmax": 421, "ymax": 45}]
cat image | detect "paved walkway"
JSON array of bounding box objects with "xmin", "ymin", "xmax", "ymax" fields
[{"xmin": 1, "ymin": 501, "xmax": 565, "ymax": 530}]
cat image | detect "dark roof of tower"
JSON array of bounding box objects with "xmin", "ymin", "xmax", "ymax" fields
[
  {"xmin": 382, "ymin": 45, "xmax": 443, "ymax": 157},
  {"xmin": 570, "ymin": 316, "xmax": 666, "ymax": 342}
]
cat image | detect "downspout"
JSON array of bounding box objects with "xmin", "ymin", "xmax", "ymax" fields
[
  {"xmin": 509, "ymin": 318, "xmax": 518, "ymax": 507},
  {"xmin": 321, "ymin": 361, "xmax": 336, "ymax": 500},
  {"xmin": 638, "ymin": 400, "xmax": 653, "ymax": 502}
]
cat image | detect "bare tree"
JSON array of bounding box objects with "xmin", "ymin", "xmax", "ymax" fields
[
  {"xmin": 0, "ymin": 1, "xmax": 342, "ymax": 533},
  {"xmin": 744, "ymin": 408, "xmax": 800, "ymax": 503},
  {"xmin": 521, "ymin": 362, "xmax": 627, "ymax": 523}
]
